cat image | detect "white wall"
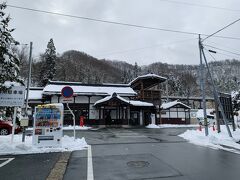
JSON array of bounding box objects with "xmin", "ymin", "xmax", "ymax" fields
[
  {"xmin": 75, "ymin": 96, "xmax": 88, "ymax": 103},
  {"xmin": 89, "ymin": 104, "xmax": 99, "ymax": 119},
  {"xmin": 51, "ymin": 95, "xmax": 58, "ymax": 103}
]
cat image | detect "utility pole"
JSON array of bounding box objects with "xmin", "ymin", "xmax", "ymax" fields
[
  {"xmin": 198, "ymin": 35, "xmax": 208, "ymax": 136},
  {"xmin": 23, "ymin": 42, "xmax": 33, "ymax": 142},
  {"xmin": 201, "ymin": 48, "xmax": 232, "ymax": 137}
]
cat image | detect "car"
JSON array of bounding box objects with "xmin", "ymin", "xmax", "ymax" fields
[{"xmin": 0, "ymin": 120, "xmax": 21, "ymax": 135}]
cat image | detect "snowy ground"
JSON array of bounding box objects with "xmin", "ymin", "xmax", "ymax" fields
[
  {"xmin": 63, "ymin": 125, "xmax": 92, "ymax": 130},
  {"xmin": 26, "ymin": 125, "xmax": 92, "ymax": 131},
  {"xmin": 0, "ymin": 134, "xmax": 88, "ymax": 155},
  {"xmin": 179, "ymin": 125, "xmax": 240, "ymax": 154},
  {"xmin": 146, "ymin": 123, "xmax": 199, "ymax": 129}
]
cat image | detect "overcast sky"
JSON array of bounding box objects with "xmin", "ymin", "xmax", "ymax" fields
[{"xmin": 5, "ymin": 0, "xmax": 240, "ymax": 65}]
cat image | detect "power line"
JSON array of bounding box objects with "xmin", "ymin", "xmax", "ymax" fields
[
  {"xmin": 205, "ymin": 41, "xmax": 240, "ymax": 54},
  {"xmin": 7, "ymin": 4, "xmax": 240, "ymax": 41},
  {"xmin": 204, "ymin": 44, "xmax": 240, "ymax": 56},
  {"xmin": 96, "ymin": 38, "xmax": 196, "ymax": 57},
  {"xmin": 7, "ymin": 4, "xmax": 197, "ymax": 35},
  {"xmin": 205, "ymin": 47, "xmax": 240, "ymax": 59},
  {"xmin": 159, "ymin": 0, "xmax": 240, "ymax": 12},
  {"xmin": 202, "ymin": 18, "xmax": 240, "ymax": 41}
]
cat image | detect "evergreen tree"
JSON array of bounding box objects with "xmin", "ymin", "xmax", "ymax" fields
[
  {"xmin": 133, "ymin": 62, "xmax": 139, "ymax": 78},
  {"xmin": 0, "ymin": 3, "xmax": 22, "ymax": 91},
  {"xmin": 39, "ymin": 38, "xmax": 56, "ymax": 86}
]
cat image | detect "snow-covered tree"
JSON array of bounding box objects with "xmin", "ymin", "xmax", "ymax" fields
[
  {"xmin": 0, "ymin": 2, "xmax": 22, "ymax": 91},
  {"xmin": 232, "ymin": 91, "xmax": 240, "ymax": 112},
  {"xmin": 39, "ymin": 38, "xmax": 56, "ymax": 86}
]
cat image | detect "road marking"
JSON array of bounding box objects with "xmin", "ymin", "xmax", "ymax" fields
[
  {"xmin": 0, "ymin": 158, "xmax": 14, "ymax": 168},
  {"xmin": 87, "ymin": 145, "xmax": 94, "ymax": 180}
]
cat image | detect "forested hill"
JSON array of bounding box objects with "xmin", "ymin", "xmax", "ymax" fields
[
  {"xmin": 107, "ymin": 59, "xmax": 240, "ymax": 97},
  {"xmin": 19, "ymin": 50, "xmax": 240, "ymax": 96}
]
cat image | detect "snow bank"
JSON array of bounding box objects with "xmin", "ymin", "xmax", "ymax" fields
[
  {"xmin": 158, "ymin": 124, "xmax": 199, "ymax": 128},
  {"xmin": 179, "ymin": 126, "xmax": 240, "ymax": 154},
  {"xmin": 0, "ymin": 134, "xmax": 88, "ymax": 155},
  {"xmin": 146, "ymin": 124, "xmax": 198, "ymax": 129},
  {"xmin": 63, "ymin": 125, "xmax": 92, "ymax": 130},
  {"xmin": 146, "ymin": 124, "xmax": 160, "ymax": 128},
  {"xmin": 26, "ymin": 125, "xmax": 92, "ymax": 131}
]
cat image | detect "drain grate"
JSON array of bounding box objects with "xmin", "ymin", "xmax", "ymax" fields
[{"xmin": 127, "ymin": 161, "xmax": 150, "ymax": 168}]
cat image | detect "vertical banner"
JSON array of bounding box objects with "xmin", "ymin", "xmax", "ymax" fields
[{"xmin": 33, "ymin": 103, "xmax": 63, "ymax": 147}]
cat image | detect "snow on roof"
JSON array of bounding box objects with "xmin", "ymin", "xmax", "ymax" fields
[
  {"xmin": 129, "ymin": 100, "xmax": 153, "ymax": 107},
  {"xmin": 94, "ymin": 93, "xmax": 129, "ymax": 106},
  {"xmin": 129, "ymin": 73, "xmax": 167, "ymax": 85},
  {"xmin": 161, "ymin": 100, "xmax": 191, "ymax": 109},
  {"xmin": 94, "ymin": 93, "xmax": 154, "ymax": 107},
  {"xmin": 43, "ymin": 82, "xmax": 136, "ymax": 96}
]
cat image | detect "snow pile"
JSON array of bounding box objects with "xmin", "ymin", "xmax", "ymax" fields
[
  {"xmin": 146, "ymin": 124, "xmax": 198, "ymax": 129},
  {"xmin": 63, "ymin": 125, "xmax": 92, "ymax": 130},
  {"xmin": 146, "ymin": 124, "xmax": 160, "ymax": 128},
  {"xmin": 159, "ymin": 124, "xmax": 199, "ymax": 128},
  {"xmin": 179, "ymin": 126, "xmax": 240, "ymax": 154},
  {"xmin": 0, "ymin": 134, "xmax": 88, "ymax": 155},
  {"xmin": 26, "ymin": 125, "xmax": 92, "ymax": 131}
]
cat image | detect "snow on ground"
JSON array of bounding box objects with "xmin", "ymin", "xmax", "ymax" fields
[
  {"xmin": 62, "ymin": 125, "xmax": 92, "ymax": 130},
  {"xmin": 179, "ymin": 125, "xmax": 240, "ymax": 154},
  {"xmin": 146, "ymin": 124, "xmax": 199, "ymax": 129},
  {"xmin": 0, "ymin": 134, "xmax": 88, "ymax": 155},
  {"xmin": 146, "ymin": 124, "xmax": 160, "ymax": 128},
  {"xmin": 26, "ymin": 125, "xmax": 92, "ymax": 131}
]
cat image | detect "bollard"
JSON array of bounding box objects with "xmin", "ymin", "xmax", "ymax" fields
[
  {"xmin": 212, "ymin": 122, "xmax": 216, "ymax": 131},
  {"xmin": 80, "ymin": 116, "xmax": 84, "ymax": 127},
  {"xmin": 198, "ymin": 122, "xmax": 202, "ymax": 131}
]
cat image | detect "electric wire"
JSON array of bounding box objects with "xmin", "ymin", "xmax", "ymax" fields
[
  {"xmin": 202, "ymin": 18, "xmax": 240, "ymax": 41},
  {"xmin": 205, "ymin": 41, "xmax": 240, "ymax": 54},
  {"xmin": 159, "ymin": 0, "xmax": 240, "ymax": 12},
  {"xmin": 204, "ymin": 47, "xmax": 240, "ymax": 59},
  {"xmin": 7, "ymin": 4, "xmax": 240, "ymax": 41},
  {"xmin": 204, "ymin": 44, "xmax": 240, "ymax": 56},
  {"xmin": 96, "ymin": 38, "xmax": 197, "ymax": 57}
]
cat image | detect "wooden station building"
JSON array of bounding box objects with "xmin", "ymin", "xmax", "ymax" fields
[{"xmin": 28, "ymin": 74, "xmax": 167, "ymax": 127}]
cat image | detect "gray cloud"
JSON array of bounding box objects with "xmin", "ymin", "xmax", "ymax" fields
[{"xmin": 6, "ymin": 0, "xmax": 240, "ymax": 65}]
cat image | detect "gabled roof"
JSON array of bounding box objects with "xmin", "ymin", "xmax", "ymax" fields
[
  {"xmin": 43, "ymin": 81, "xmax": 137, "ymax": 96},
  {"xmin": 94, "ymin": 93, "xmax": 129, "ymax": 106},
  {"xmin": 161, "ymin": 100, "xmax": 191, "ymax": 109},
  {"xmin": 129, "ymin": 73, "xmax": 167, "ymax": 90},
  {"xmin": 94, "ymin": 93, "xmax": 154, "ymax": 107}
]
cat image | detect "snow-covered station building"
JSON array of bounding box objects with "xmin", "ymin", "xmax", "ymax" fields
[{"xmin": 28, "ymin": 74, "xmax": 167, "ymax": 127}]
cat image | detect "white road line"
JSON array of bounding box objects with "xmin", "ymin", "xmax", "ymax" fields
[
  {"xmin": 0, "ymin": 158, "xmax": 14, "ymax": 168},
  {"xmin": 87, "ymin": 145, "xmax": 94, "ymax": 180}
]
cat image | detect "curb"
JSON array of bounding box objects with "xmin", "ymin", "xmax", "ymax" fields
[{"xmin": 47, "ymin": 152, "xmax": 71, "ymax": 180}]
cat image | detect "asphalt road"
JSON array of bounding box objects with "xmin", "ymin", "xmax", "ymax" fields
[
  {"xmin": 0, "ymin": 153, "xmax": 60, "ymax": 180},
  {"xmin": 1, "ymin": 127, "xmax": 240, "ymax": 180},
  {"xmin": 64, "ymin": 127, "xmax": 240, "ymax": 180}
]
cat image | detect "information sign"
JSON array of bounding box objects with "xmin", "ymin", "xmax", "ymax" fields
[{"xmin": 0, "ymin": 86, "xmax": 25, "ymax": 107}]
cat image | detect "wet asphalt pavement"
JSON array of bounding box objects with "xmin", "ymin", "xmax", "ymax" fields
[
  {"xmin": 64, "ymin": 127, "xmax": 240, "ymax": 180},
  {"xmin": 1, "ymin": 127, "xmax": 240, "ymax": 180}
]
